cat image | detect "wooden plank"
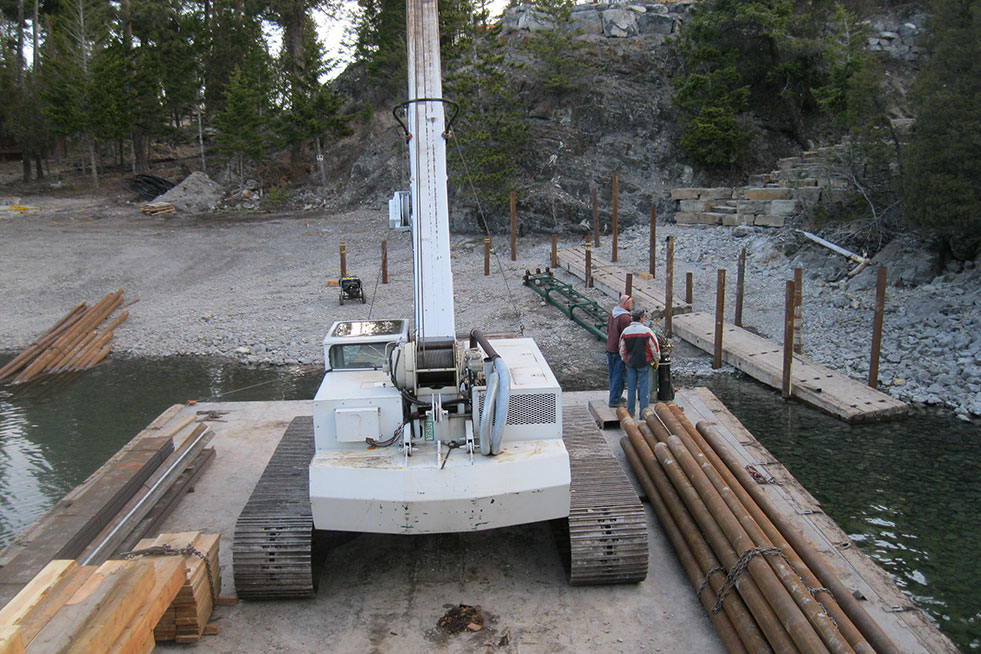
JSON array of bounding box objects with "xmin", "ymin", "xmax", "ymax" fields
[
  {"xmin": 67, "ymin": 560, "xmax": 156, "ymax": 654},
  {"xmin": 0, "ymin": 627, "xmax": 24, "ymax": 654},
  {"xmin": 672, "ymin": 312, "xmax": 908, "ymax": 422},
  {"xmin": 104, "ymin": 557, "xmax": 185, "ymax": 654},
  {"xmin": 0, "ymin": 561, "xmax": 76, "ymax": 627},
  {"xmin": 15, "ymin": 568, "xmax": 98, "ymax": 646},
  {"xmin": 24, "ymin": 560, "xmax": 132, "ymax": 654},
  {"xmin": 557, "ymin": 247, "xmax": 692, "ymax": 319}
]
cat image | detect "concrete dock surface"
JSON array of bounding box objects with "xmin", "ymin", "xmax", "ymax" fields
[{"xmin": 147, "ymin": 390, "xmax": 954, "ymax": 654}]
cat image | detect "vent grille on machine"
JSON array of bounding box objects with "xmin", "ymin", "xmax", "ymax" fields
[{"xmin": 477, "ymin": 393, "xmax": 557, "ymax": 425}]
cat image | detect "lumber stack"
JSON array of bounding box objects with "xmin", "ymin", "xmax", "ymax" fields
[
  {"xmin": 138, "ymin": 202, "xmax": 175, "ymax": 216},
  {"xmin": 0, "ymin": 551, "xmax": 188, "ymax": 654},
  {"xmin": 140, "ymin": 533, "xmax": 221, "ymax": 643},
  {"xmin": 0, "ymin": 291, "xmax": 128, "ymax": 385}
]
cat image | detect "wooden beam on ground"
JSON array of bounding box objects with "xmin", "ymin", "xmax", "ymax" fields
[{"xmin": 556, "ymin": 247, "xmax": 692, "ymax": 320}]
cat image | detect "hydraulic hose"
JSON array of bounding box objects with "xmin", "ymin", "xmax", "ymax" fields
[
  {"xmin": 490, "ymin": 356, "xmax": 510, "ymax": 455},
  {"xmin": 479, "ymin": 370, "xmax": 499, "ymax": 456}
]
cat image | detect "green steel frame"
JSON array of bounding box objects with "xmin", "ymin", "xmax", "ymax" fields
[{"xmin": 522, "ymin": 269, "xmax": 608, "ymax": 341}]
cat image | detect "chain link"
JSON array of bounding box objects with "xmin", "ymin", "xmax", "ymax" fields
[{"xmin": 122, "ymin": 543, "xmax": 218, "ymax": 605}]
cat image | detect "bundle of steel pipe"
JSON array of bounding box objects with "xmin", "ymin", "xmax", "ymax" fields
[
  {"xmin": 0, "ymin": 290, "xmax": 127, "ymax": 385},
  {"xmin": 618, "ymin": 402, "xmax": 900, "ymax": 654}
]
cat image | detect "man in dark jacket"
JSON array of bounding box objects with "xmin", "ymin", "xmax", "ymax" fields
[
  {"xmin": 619, "ymin": 308, "xmax": 660, "ymax": 417},
  {"xmin": 606, "ymin": 294, "xmax": 632, "ymax": 407}
]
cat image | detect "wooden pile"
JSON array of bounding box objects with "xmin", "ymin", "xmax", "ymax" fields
[
  {"xmin": 138, "ymin": 202, "xmax": 175, "ymax": 216},
  {"xmin": 138, "ymin": 533, "xmax": 221, "ymax": 643},
  {"xmin": 0, "ymin": 532, "xmax": 220, "ymax": 653},
  {"xmin": 0, "ymin": 291, "xmax": 128, "ymax": 385},
  {"xmin": 0, "ymin": 554, "xmax": 186, "ymax": 654}
]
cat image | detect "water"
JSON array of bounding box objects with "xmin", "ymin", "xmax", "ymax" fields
[
  {"xmin": 703, "ymin": 375, "xmax": 981, "ymax": 652},
  {"xmin": 0, "ymin": 356, "xmax": 322, "ymax": 549},
  {"xmin": 0, "ymin": 357, "xmax": 977, "ymax": 651}
]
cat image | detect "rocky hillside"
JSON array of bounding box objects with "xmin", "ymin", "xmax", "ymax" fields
[{"xmin": 321, "ymin": 1, "xmax": 928, "ymax": 235}]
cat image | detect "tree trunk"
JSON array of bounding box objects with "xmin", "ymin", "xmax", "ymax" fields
[
  {"xmin": 133, "ymin": 127, "xmax": 148, "ymax": 173},
  {"xmin": 87, "ymin": 134, "xmax": 99, "ymax": 191},
  {"xmin": 34, "ymin": 154, "xmax": 43, "ymax": 179},
  {"xmin": 316, "ymin": 136, "xmax": 326, "ymax": 186},
  {"xmin": 16, "ymin": 0, "xmax": 24, "ymax": 91},
  {"xmin": 22, "ymin": 157, "xmax": 31, "ymax": 182},
  {"xmin": 32, "ymin": 0, "xmax": 39, "ymax": 71},
  {"xmin": 197, "ymin": 109, "xmax": 206, "ymax": 172}
]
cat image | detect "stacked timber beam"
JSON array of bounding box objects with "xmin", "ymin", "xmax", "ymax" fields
[
  {"xmin": 0, "ymin": 408, "xmax": 215, "ymax": 608},
  {"xmin": 619, "ymin": 401, "xmax": 901, "ymax": 654},
  {"xmin": 0, "ymin": 532, "xmax": 219, "ymax": 653},
  {"xmin": 0, "ymin": 291, "xmax": 128, "ymax": 385},
  {"xmin": 138, "ymin": 533, "xmax": 221, "ymax": 643}
]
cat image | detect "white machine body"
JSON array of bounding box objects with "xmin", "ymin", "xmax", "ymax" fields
[
  {"xmin": 308, "ymin": 0, "xmax": 570, "ymax": 536},
  {"xmin": 310, "ymin": 327, "xmax": 569, "ymax": 534}
]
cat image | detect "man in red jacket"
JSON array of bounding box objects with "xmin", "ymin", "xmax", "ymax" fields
[
  {"xmin": 606, "ymin": 294, "xmax": 633, "ymax": 407},
  {"xmin": 619, "ymin": 308, "xmax": 660, "ymax": 417}
]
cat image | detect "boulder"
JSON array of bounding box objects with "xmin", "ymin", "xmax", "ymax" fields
[{"xmin": 601, "ymin": 8, "xmax": 638, "ymax": 37}]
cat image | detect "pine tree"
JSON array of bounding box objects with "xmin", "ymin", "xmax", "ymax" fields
[
  {"xmin": 214, "ymin": 58, "xmax": 273, "ymax": 180},
  {"xmin": 903, "ymin": 0, "xmax": 981, "ymax": 251}
]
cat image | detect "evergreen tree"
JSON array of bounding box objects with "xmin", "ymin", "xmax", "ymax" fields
[
  {"xmin": 672, "ymin": 0, "xmax": 834, "ymax": 167},
  {"xmin": 903, "ymin": 0, "xmax": 981, "ymax": 251},
  {"xmin": 444, "ymin": 19, "xmax": 528, "ymax": 212},
  {"xmin": 214, "ymin": 54, "xmax": 274, "ymax": 180},
  {"xmin": 519, "ymin": 0, "xmax": 587, "ymax": 94}
]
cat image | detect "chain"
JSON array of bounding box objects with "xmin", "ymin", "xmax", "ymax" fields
[
  {"xmin": 711, "ymin": 546, "xmax": 785, "ymax": 614},
  {"xmin": 123, "ymin": 543, "xmax": 218, "ymax": 605},
  {"xmin": 695, "ymin": 565, "xmax": 727, "ymax": 601}
]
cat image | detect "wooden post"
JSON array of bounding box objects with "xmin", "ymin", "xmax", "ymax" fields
[
  {"xmin": 381, "ymin": 240, "xmax": 388, "ymax": 284},
  {"xmin": 611, "ymin": 173, "xmax": 619, "ymax": 263},
  {"xmin": 735, "ymin": 248, "xmax": 746, "ymax": 327},
  {"xmin": 649, "ymin": 206, "xmax": 657, "ymax": 277},
  {"xmin": 585, "ymin": 237, "xmax": 593, "ymax": 288},
  {"xmin": 713, "ymin": 269, "xmax": 726, "ymax": 369},
  {"xmin": 869, "ymin": 267, "xmax": 887, "ymax": 388},
  {"xmin": 665, "ymin": 236, "xmax": 674, "ymax": 338},
  {"xmin": 782, "ymin": 279, "xmax": 795, "ymax": 399},
  {"xmin": 484, "ymin": 237, "xmax": 491, "ymax": 277},
  {"xmin": 510, "ymin": 191, "xmax": 517, "ymax": 262},
  {"xmin": 592, "ymin": 189, "xmax": 600, "ymax": 247},
  {"xmin": 685, "ymin": 272, "xmax": 693, "ymax": 305},
  {"xmin": 793, "ymin": 267, "xmax": 803, "ymax": 354},
  {"xmin": 551, "ymin": 234, "xmax": 557, "ymax": 268},
  {"xmin": 625, "ymin": 273, "xmax": 633, "ymax": 298},
  {"xmin": 340, "ymin": 242, "xmax": 347, "ymax": 278}
]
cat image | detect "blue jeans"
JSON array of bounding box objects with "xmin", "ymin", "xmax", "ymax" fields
[
  {"xmin": 625, "ymin": 366, "xmax": 650, "ymax": 418},
  {"xmin": 607, "ymin": 352, "xmax": 625, "ymax": 406}
]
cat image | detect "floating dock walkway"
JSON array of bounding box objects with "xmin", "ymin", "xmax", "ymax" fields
[
  {"xmin": 557, "ymin": 247, "xmax": 908, "ymax": 423},
  {"xmin": 0, "ymin": 396, "xmax": 954, "ymax": 653},
  {"xmin": 556, "ymin": 246, "xmax": 693, "ymax": 319}
]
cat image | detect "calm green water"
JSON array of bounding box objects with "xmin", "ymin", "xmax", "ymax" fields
[
  {"xmin": 702, "ymin": 375, "xmax": 981, "ymax": 652},
  {"xmin": 0, "ymin": 356, "xmax": 322, "ymax": 549},
  {"xmin": 0, "ymin": 357, "xmax": 978, "ymax": 650}
]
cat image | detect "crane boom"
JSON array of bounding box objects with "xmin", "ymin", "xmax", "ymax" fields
[{"xmin": 406, "ymin": 0, "xmax": 456, "ymax": 342}]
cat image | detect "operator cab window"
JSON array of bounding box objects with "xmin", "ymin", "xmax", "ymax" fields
[{"xmin": 329, "ymin": 342, "xmax": 390, "ymax": 370}]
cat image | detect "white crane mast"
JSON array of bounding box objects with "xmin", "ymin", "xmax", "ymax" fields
[{"xmin": 406, "ymin": 0, "xmax": 456, "ymax": 342}]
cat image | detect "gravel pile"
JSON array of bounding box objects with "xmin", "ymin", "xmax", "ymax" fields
[{"xmin": 1, "ymin": 205, "xmax": 978, "ymax": 421}]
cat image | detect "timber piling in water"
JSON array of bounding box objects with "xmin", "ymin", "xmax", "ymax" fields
[{"xmin": 0, "ymin": 393, "xmax": 956, "ymax": 653}]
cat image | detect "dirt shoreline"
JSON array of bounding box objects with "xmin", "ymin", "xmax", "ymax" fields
[{"xmin": 2, "ymin": 191, "xmax": 979, "ymax": 420}]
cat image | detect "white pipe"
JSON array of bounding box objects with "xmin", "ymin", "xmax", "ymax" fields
[
  {"xmin": 490, "ymin": 357, "xmax": 511, "ymax": 455},
  {"xmin": 479, "ymin": 371, "xmax": 499, "ymax": 456}
]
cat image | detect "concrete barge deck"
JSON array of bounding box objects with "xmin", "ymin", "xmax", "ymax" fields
[{"xmin": 1, "ymin": 391, "xmax": 956, "ymax": 653}]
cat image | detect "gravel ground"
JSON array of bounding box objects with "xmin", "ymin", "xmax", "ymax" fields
[{"xmin": 1, "ymin": 193, "xmax": 979, "ymax": 420}]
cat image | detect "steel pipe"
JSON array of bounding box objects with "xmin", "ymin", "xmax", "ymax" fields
[
  {"xmin": 618, "ymin": 415, "xmax": 771, "ymax": 653},
  {"xmin": 667, "ymin": 405, "xmax": 873, "ymax": 653},
  {"xmin": 697, "ymin": 421, "xmax": 900, "ymax": 654},
  {"xmin": 662, "ymin": 436, "xmax": 830, "ymax": 653},
  {"xmin": 650, "ymin": 438, "xmax": 798, "ymax": 652}
]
